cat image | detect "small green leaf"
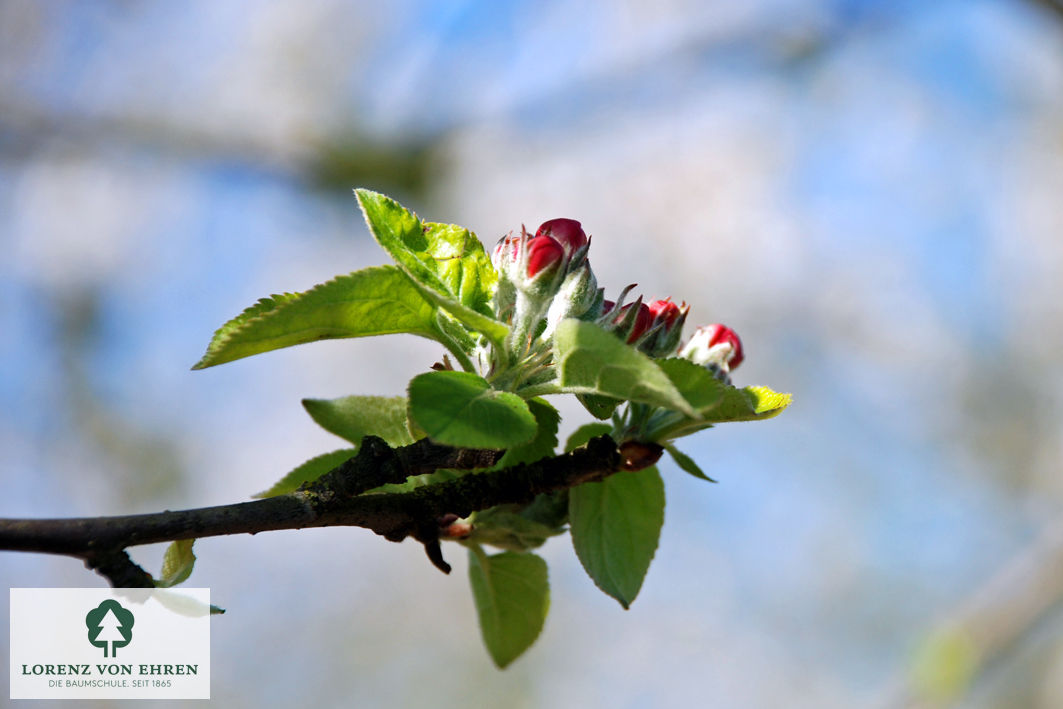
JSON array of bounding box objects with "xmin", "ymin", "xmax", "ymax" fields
[
  {"xmin": 663, "ymin": 443, "xmax": 716, "ymax": 482},
  {"xmin": 302, "ymin": 395, "xmax": 415, "ymax": 447},
  {"xmin": 647, "ymin": 358, "xmax": 791, "ymax": 439},
  {"xmin": 408, "ymin": 371, "xmax": 537, "ymax": 449},
  {"xmin": 565, "ymin": 423, "xmax": 613, "ymax": 452},
  {"xmin": 468, "ymin": 548, "xmax": 550, "ymax": 668},
  {"xmin": 366, "ymin": 467, "xmax": 464, "ymax": 495},
  {"xmin": 492, "ymin": 398, "xmax": 559, "ymax": 469},
  {"xmin": 422, "ymin": 221, "xmax": 497, "ymax": 317},
  {"xmin": 355, "ymin": 189, "xmax": 508, "ymax": 344},
  {"xmin": 253, "ymin": 448, "xmax": 357, "ymax": 498},
  {"xmin": 155, "ymin": 540, "xmax": 196, "ymax": 588},
  {"xmin": 577, "ymin": 393, "xmax": 622, "ymax": 420},
  {"xmin": 468, "ymin": 507, "xmax": 566, "ymax": 552},
  {"xmin": 193, "ymin": 266, "xmax": 442, "ymax": 369},
  {"xmin": 569, "ymin": 466, "xmax": 665, "ymax": 609},
  {"xmin": 554, "ymin": 320, "xmax": 695, "ymax": 417}
]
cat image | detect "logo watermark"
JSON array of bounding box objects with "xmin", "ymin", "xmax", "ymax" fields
[{"xmin": 10, "ymin": 588, "xmax": 210, "ymax": 699}]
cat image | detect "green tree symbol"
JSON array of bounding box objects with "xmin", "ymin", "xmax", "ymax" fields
[{"xmin": 85, "ymin": 600, "xmax": 134, "ymax": 658}]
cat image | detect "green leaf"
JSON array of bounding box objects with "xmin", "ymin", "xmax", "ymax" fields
[
  {"xmin": 721, "ymin": 385, "xmax": 792, "ymax": 421},
  {"xmin": 468, "ymin": 548, "xmax": 550, "ymax": 668},
  {"xmin": 407, "ymin": 371, "xmax": 537, "ymax": 449},
  {"xmin": 569, "ymin": 466, "xmax": 665, "ymax": 609},
  {"xmin": 355, "ymin": 189, "xmax": 508, "ymax": 344},
  {"xmin": 553, "ymin": 320, "xmax": 695, "ymax": 417},
  {"xmin": 657, "ymin": 358, "xmax": 727, "ymax": 414},
  {"xmin": 576, "ymin": 393, "xmax": 622, "ymax": 420},
  {"xmin": 565, "ymin": 423, "xmax": 613, "ymax": 452},
  {"xmin": 366, "ymin": 467, "xmax": 464, "ymax": 495},
  {"xmin": 253, "ymin": 448, "xmax": 357, "ymax": 498},
  {"xmin": 647, "ymin": 358, "xmax": 791, "ymax": 439},
  {"xmin": 663, "ymin": 443, "xmax": 716, "ymax": 483},
  {"xmin": 193, "ymin": 266, "xmax": 442, "ymax": 369},
  {"xmin": 302, "ymin": 395, "xmax": 414, "ymax": 447},
  {"xmin": 492, "ymin": 398, "xmax": 559, "ymax": 469},
  {"xmin": 155, "ymin": 540, "xmax": 196, "ymax": 588},
  {"xmin": 468, "ymin": 507, "xmax": 567, "ymax": 552}
]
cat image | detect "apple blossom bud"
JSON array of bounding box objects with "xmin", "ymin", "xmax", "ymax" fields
[
  {"xmin": 679, "ymin": 324, "xmax": 744, "ymax": 378},
  {"xmin": 525, "ymin": 235, "xmax": 565, "ymax": 278},
  {"xmin": 614, "ymin": 301, "xmax": 652, "ymax": 344},
  {"xmin": 641, "ymin": 298, "xmax": 689, "ymax": 357},
  {"xmin": 535, "ymin": 218, "xmax": 588, "ymax": 253},
  {"xmin": 542, "ymin": 261, "xmax": 601, "ymax": 340},
  {"xmin": 647, "ymin": 299, "xmax": 682, "ymax": 328}
]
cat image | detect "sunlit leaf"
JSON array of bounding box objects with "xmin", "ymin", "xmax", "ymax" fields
[
  {"xmin": 355, "ymin": 189, "xmax": 508, "ymax": 344},
  {"xmin": 193, "ymin": 266, "xmax": 441, "ymax": 369}
]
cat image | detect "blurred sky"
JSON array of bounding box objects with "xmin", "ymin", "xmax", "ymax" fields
[{"xmin": 3, "ymin": 1, "xmax": 1063, "ymax": 708}]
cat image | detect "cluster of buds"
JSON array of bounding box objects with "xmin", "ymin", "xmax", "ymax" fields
[
  {"xmin": 492, "ymin": 219, "xmax": 601, "ymax": 355},
  {"xmin": 490, "ymin": 216, "xmax": 746, "ymax": 391},
  {"xmin": 679, "ymin": 324, "xmax": 744, "ymax": 383},
  {"xmin": 597, "ymin": 288, "xmax": 689, "ymax": 358}
]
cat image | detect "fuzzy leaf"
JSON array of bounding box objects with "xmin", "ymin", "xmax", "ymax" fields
[
  {"xmin": 657, "ymin": 358, "xmax": 727, "ymax": 414},
  {"xmin": 253, "ymin": 448, "xmax": 357, "ymax": 498},
  {"xmin": 554, "ymin": 320, "xmax": 695, "ymax": 416},
  {"xmin": 193, "ymin": 266, "xmax": 441, "ymax": 369},
  {"xmin": 468, "ymin": 548, "xmax": 550, "ymax": 668},
  {"xmin": 302, "ymin": 395, "xmax": 414, "ymax": 447},
  {"xmin": 576, "ymin": 393, "xmax": 622, "ymax": 420},
  {"xmin": 155, "ymin": 540, "xmax": 196, "ymax": 588},
  {"xmin": 355, "ymin": 189, "xmax": 507, "ymax": 344},
  {"xmin": 407, "ymin": 371, "xmax": 537, "ymax": 449},
  {"xmin": 569, "ymin": 466, "xmax": 665, "ymax": 609}
]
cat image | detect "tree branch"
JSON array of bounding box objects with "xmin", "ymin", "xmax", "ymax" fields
[{"xmin": 0, "ymin": 435, "xmax": 624, "ymax": 581}]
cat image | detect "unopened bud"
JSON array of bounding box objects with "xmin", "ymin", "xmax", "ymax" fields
[
  {"xmin": 535, "ymin": 218, "xmax": 588, "ymax": 253},
  {"xmin": 641, "ymin": 298, "xmax": 689, "ymax": 357},
  {"xmin": 526, "ymin": 235, "xmax": 565, "ymax": 278},
  {"xmin": 679, "ymin": 324, "xmax": 745, "ymax": 374}
]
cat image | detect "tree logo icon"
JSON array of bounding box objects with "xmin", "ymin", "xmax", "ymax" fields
[{"xmin": 85, "ymin": 600, "xmax": 134, "ymax": 658}]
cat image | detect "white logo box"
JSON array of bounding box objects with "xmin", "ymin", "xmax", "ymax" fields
[{"xmin": 10, "ymin": 588, "xmax": 210, "ymax": 700}]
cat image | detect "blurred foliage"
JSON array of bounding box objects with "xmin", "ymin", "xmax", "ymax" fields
[{"xmin": 307, "ymin": 135, "xmax": 441, "ymax": 201}]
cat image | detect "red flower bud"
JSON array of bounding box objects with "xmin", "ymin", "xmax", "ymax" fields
[
  {"xmin": 535, "ymin": 218, "xmax": 587, "ymax": 253},
  {"xmin": 647, "ymin": 298, "xmax": 682, "ymax": 329},
  {"xmin": 705, "ymin": 324, "xmax": 744, "ymax": 369},
  {"xmin": 525, "ymin": 235, "xmax": 565, "ymax": 278},
  {"xmin": 617, "ymin": 302, "xmax": 652, "ymax": 344}
]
